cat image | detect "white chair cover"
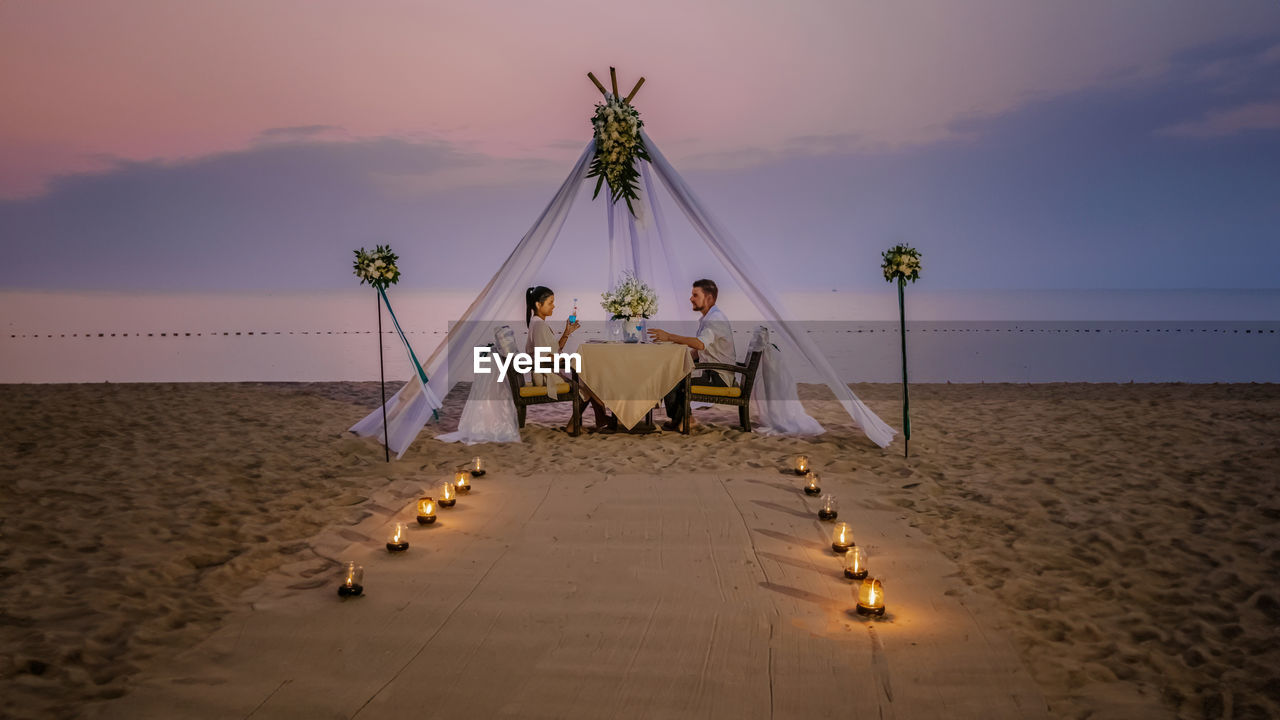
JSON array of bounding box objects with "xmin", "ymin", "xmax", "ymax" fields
[
  {"xmin": 747, "ymin": 326, "xmax": 824, "ymax": 436},
  {"xmin": 495, "ymin": 325, "xmax": 518, "ymax": 355},
  {"xmin": 436, "ymin": 325, "xmax": 522, "ymax": 445}
]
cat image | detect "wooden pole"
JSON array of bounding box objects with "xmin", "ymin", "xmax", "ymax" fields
[
  {"xmin": 609, "ymin": 67, "xmax": 619, "ymax": 97},
  {"xmin": 624, "ymin": 77, "xmax": 646, "ymax": 103},
  {"xmin": 898, "ymin": 277, "xmax": 911, "ymax": 458},
  {"xmin": 587, "ymin": 72, "xmax": 608, "ymax": 96},
  {"xmin": 377, "ymin": 290, "xmax": 389, "ymax": 462}
]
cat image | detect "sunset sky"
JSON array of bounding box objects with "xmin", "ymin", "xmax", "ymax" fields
[{"xmin": 2, "ymin": 1, "xmax": 1278, "ymax": 294}]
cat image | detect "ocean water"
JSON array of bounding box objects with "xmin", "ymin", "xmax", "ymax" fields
[{"xmin": 2, "ymin": 290, "xmax": 1278, "ymax": 384}]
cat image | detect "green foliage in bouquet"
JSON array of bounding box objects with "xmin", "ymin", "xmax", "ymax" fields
[
  {"xmin": 353, "ymin": 245, "xmax": 401, "ymax": 290},
  {"xmin": 881, "ymin": 244, "xmax": 922, "ymax": 284},
  {"xmin": 587, "ymin": 95, "xmax": 651, "ymax": 217}
]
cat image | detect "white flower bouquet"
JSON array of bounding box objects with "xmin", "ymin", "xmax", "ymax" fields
[
  {"xmin": 586, "ymin": 95, "xmax": 650, "ymax": 216},
  {"xmin": 600, "ymin": 273, "xmax": 658, "ymax": 319},
  {"xmin": 353, "ymin": 245, "xmax": 401, "ymax": 290},
  {"xmin": 881, "ymin": 244, "xmax": 922, "ymax": 284}
]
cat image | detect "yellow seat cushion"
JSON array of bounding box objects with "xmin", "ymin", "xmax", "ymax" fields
[
  {"xmin": 519, "ymin": 382, "xmax": 572, "ymax": 398},
  {"xmin": 691, "ymin": 385, "xmax": 741, "ymax": 398}
]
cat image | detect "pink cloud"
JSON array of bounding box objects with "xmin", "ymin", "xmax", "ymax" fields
[{"xmin": 3, "ymin": 1, "xmax": 1279, "ymax": 197}]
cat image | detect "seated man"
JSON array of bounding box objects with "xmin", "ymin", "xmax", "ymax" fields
[{"xmin": 647, "ymin": 278, "xmax": 734, "ymax": 430}]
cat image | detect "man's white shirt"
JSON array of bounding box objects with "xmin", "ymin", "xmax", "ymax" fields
[{"xmin": 695, "ymin": 305, "xmax": 735, "ymax": 385}]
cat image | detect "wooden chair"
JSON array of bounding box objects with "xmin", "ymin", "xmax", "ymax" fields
[
  {"xmin": 681, "ymin": 349, "xmax": 763, "ymax": 433},
  {"xmin": 495, "ymin": 343, "xmax": 582, "ymax": 436}
]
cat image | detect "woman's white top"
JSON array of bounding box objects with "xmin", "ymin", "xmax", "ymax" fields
[{"xmin": 526, "ymin": 317, "xmax": 563, "ymax": 398}]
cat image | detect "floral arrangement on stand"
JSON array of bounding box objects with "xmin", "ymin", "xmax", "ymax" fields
[
  {"xmin": 881, "ymin": 244, "xmax": 922, "ymax": 284},
  {"xmin": 586, "ymin": 94, "xmax": 650, "ymax": 216},
  {"xmin": 601, "ymin": 274, "xmax": 659, "ymax": 343},
  {"xmin": 352, "ymin": 244, "xmax": 402, "ymax": 462},
  {"xmin": 881, "ymin": 243, "xmax": 922, "ymax": 458},
  {"xmin": 353, "ymin": 245, "xmax": 401, "ymax": 290}
]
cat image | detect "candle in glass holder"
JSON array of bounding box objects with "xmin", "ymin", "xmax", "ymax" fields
[
  {"xmin": 385, "ymin": 522, "xmax": 409, "ymax": 552},
  {"xmin": 416, "ymin": 497, "xmax": 437, "ymax": 524},
  {"xmin": 855, "ymin": 577, "xmax": 885, "ymax": 616},
  {"xmin": 453, "ymin": 470, "xmax": 472, "ymax": 494},
  {"xmin": 439, "ymin": 481, "xmax": 457, "ymax": 507},
  {"xmin": 470, "ymin": 456, "xmax": 486, "ymax": 477},
  {"xmin": 843, "ymin": 546, "xmax": 868, "ymax": 579},
  {"xmin": 337, "ymin": 561, "xmax": 364, "ymax": 597},
  {"xmin": 831, "ymin": 522, "xmax": 854, "ymax": 553},
  {"xmin": 803, "ymin": 472, "xmax": 821, "ymax": 496},
  {"xmin": 818, "ymin": 494, "xmax": 839, "ymax": 521},
  {"xmin": 793, "ymin": 455, "xmax": 810, "ymax": 476}
]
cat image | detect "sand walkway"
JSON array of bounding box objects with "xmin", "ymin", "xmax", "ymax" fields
[{"xmin": 88, "ymin": 469, "xmax": 1046, "ymax": 719}]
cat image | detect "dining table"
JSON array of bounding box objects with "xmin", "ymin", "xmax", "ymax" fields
[{"xmin": 575, "ymin": 341, "xmax": 694, "ymax": 431}]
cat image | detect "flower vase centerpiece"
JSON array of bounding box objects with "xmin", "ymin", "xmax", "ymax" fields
[{"xmin": 601, "ymin": 273, "xmax": 658, "ymax": 343}]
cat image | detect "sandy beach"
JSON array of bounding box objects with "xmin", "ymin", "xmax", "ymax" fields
[{"xmin": 1, "ymin": 381, "xmax": 1277, "ymax": 719}]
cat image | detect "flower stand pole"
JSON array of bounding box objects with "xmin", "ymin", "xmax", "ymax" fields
[
  {"xmin": 353, "ymin": 244, "xmax": 401, "ymax": 463},
  {"xmin": 897, "ymin": 276, "xmax": 910, "ymax": 458},
  {"xmin": 881, "ymin": 244, "xmax": 922, "ymax": 459},
  {"xmin": 376, "ymin": 290, "xmax": 389, "ymax": 463}
]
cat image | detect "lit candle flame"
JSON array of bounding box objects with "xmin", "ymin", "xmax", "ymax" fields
[
  {"xmin": 392, "ymin": 525, "xmax": 402, "ymax": 542},
  {"xmin": 868, "ymin": 585, "xmax": 877, "ymax": 605}
]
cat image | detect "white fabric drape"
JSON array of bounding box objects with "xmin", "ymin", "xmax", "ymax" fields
[
  {"xmin": 642, "ymin": 131, "xmax": 896, "ymax": 447},
  {"xmin": 435, "ymin": 326, "xmax": 523, "ymax": 445},
  {"xmin": 354, "ymin": 134, "xmax": 895, "ymax": 454},
  {"xmin": 434, "ymin": 375, "xmax": 520, "ymax": 444},
  {"xmin": 351, "ymin": 142, "xmax": 594, "ymax": 456},
  {"xmin": 349, "ymin": 372, "xmax": 443, "ymax": 458},
  {"xmin": 747, "ymin": 326, "xmax": 824, "ymax": 436},
  {"xmin": 606, "ymin": 164, "xmax": 684, "ymax": 321}
]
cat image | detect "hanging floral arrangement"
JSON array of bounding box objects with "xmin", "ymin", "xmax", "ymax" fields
[{"xmin": 586, "ymin": 95, "xmax": 650, "ymax": 217}]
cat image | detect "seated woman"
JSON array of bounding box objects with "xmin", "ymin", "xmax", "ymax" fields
[{"xmin": 526, "ymin": 286, "xmax": 609, "ymax": 433}]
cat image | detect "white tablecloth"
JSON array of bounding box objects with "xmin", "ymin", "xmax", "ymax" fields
[{"xmin": 577, "ymin": 342, "xmax": 694, "ymax": 429}]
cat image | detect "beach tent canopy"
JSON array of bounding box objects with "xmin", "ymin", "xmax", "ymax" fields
[{"xmin": 353, "ymin": 82, "xmax": 895, "ymax": 457}]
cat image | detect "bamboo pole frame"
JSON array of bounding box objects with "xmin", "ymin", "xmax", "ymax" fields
[
  {"xmin": 625, "ymin": 77, "xmax": 646, "ymax": 103},
  {"xmin": 587, "ymin": 72, "xmax": 608, "ymax": 96},
  {"xmin": 587, "ymin": 68, "xmax": 646, "ymax": 103}
]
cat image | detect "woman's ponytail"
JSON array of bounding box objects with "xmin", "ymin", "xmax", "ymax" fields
[{"xmin": 526, "ymin": 286, "xmax": 553, "ymax": 326}]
